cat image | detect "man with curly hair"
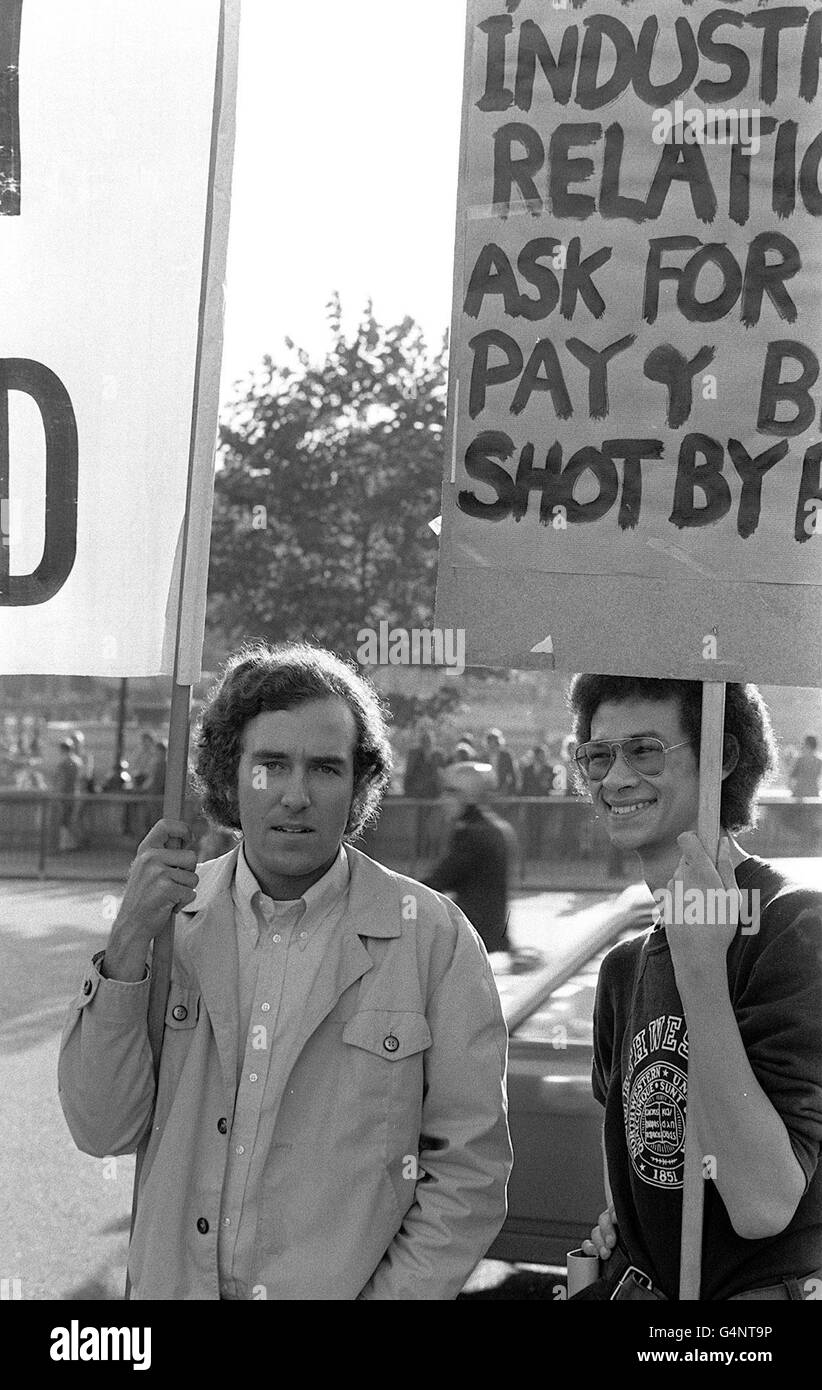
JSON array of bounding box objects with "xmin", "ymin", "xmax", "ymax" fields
[
  {"xmin": 58, "ymin": 643, "xmax": 512, "ymax": 1300},
  {"xmin": 568, "ymin": 676, "xmax": 822, "ymax": 1301}
]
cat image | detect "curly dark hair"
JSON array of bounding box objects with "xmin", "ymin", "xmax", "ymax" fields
[
  {"xmin": 566, "ymin": 675, "xmax": 777, "ymax": 833},
  {"xmin": 193, "ymin": 642, "xmax": 393, "ymax": 839}
]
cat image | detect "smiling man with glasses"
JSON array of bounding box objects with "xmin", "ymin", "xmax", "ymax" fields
[{"xmin": 565, "ymin": 675, "xmax": 822, "ymax": 1302}]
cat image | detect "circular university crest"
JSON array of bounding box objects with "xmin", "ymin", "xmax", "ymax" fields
[{"xmin": 626, "ymin": 1060, "xmax": 687, "ymax": 1189}]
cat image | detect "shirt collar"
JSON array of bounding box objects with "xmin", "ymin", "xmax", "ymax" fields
[
  {"xmin": 234, "ymin": 842, "xmax": 350, "ymax": 947},
  {"xmin": 300, "ymin": 843, "xmax": 350, "ymax": 921}
]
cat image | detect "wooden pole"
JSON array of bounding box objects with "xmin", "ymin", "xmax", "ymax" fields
[
  {"xmin": 678, "ymin": 680, "xmax": 726, "ymax": 1301},
  {"xmin": 143, "ymin": 682, "xmax": 193, "ymax": 1068},
  {"xmin": 113, "ymin": 677, "xmax": 128, "ymax": 779},
  {"xmin": 125, "ymin": 682, "xmax": 192, "ymax": 1296},
  {"xmin": 124, "ymin": 0, "xmax": 240, "ymax": 1298}
]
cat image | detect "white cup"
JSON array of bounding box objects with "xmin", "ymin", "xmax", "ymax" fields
[{"xmin": 566, "ymin": 1247, "xmax": 601, "ymax": 1297}]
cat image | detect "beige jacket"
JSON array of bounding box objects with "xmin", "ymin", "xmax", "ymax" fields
[{"xmin": 58, "ymin": 844, "xmax": 512, "ymax": 1300}]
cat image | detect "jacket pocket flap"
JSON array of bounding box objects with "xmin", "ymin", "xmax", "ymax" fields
[
  {"xmin": 342, "ymin": 1010, "xmax": 432, "ymax": 1060},
  {"xmin": 164, "ymin": 987, "xmax": 200, "ymax": 1029}
]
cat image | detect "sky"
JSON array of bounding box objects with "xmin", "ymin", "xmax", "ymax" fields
[{"xmin": 220, "ymin": 0, "xmax": 467, "ymax": 401}]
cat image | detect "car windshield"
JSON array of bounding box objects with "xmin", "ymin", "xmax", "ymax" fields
[{"xmin": 512, "ymin": 923, "xmax": 647, "ymax": 1045}]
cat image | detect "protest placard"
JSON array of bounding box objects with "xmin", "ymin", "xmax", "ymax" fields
[
  {"xmin": 436, "ymin": 0, "xmax": 822, "ymax": 683},
  {"xmin": 0, "ymin": 0, "xmax": 235, "ymax": 682}
]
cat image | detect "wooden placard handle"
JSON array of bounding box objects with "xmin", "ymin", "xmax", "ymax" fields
[{"xmin": 678, "ymin": 680, "xmax": 726, "ymax": 1301}]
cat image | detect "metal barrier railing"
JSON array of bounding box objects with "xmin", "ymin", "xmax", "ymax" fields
[
  {"xmin": 0, "ymin": 790, "xmax": 202, "ymax": 877},
  {"xmin": 1, "ymin": 789, "xmax": 819, "ymax": 881},
  {"xmin": 361, "ymin": 793, "xmax": 822, "ymax": 870}
]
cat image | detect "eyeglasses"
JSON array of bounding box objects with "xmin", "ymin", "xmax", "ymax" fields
[{"xmin": 574, "ymin": 737, "xmax": 691, "ymax": 782}]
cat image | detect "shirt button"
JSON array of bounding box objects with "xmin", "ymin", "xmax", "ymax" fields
[
  {"xmin": 196, "ymin": 1217, "xmax": 209, "ymax": 1234},
  {"xmin": 272, "ymin": 933, "xmax": 281, "ymax": 943},
  {"xmin": 249, "ymin": 1073, "xmax": 258, "ymax": 1083},
  {"xmin": 235, "ymin": 1145, "xmax": 245, "ymax": 1155},
  {"xmin": 217, "ymin": 1117, "xmax": 227, "ymax": 1135},
  {"xmin": 299, "ymin": 931, "xmax": 307, "ymax": 940},
  {"xmin": 260, "ymin": 1003, "xmax": 270, "ymax": 1012},
  {"xmin": 223, "ymin": 1217, "xmax": 231, "ymax": 1226},
  {"xmin": 383, "ymin": 1034, "xmax": 400, "ymax": 1053},
  {"xmin": 172, "ymin": 1004, "xmax": 188, "ymax": 1022}
]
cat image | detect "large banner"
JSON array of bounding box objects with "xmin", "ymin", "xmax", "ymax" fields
[
  {"xmin": 436, "ymin": 0, "xmax": 822, "ymax": 683},
  {"xmin": 0, "ymin": 0, "xmax": 235, "ymax": 678}
]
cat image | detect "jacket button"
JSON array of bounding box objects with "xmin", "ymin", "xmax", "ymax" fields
[
  {"xmin": 82, "ymin": 979, "xmax": 92, "ymax": 996},
  {"xmin": 196, "ymin": 1217, "xmax": 209, "ymax": 1234},
  {"xmin": 383, "ymin": 1034, "xmax": 399, "ymax": 1053},
  {"xmin": 217, "ymin": 1117, "xmax": 227, "ymax": 1135},
  {"xmin": 171, "ymin": 1004, "xmax": 188, "ymax": 1021}
]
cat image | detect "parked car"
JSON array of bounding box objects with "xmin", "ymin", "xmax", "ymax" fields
[{"xmin": 488, "ymin": 887, "xmax": 651, "ymax": 1266}]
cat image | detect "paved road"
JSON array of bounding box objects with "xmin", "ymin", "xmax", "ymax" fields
[
  {"xmin": 0, "ymin": 881, "xmax": 134, "ymax": 1300},
  {"xmin": 0, "ymin": 878, "xmax": 600, "ymax": 1301}
]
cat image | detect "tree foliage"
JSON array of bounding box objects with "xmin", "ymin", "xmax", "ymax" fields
[{"xmin": 208, "ymin": 297, "xmax": 447, "ymax": 657}]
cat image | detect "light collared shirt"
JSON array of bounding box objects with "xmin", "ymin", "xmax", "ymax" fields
[{"xmin": 217, "ymin": 842, "xmax": 350, "ymax": 1299}]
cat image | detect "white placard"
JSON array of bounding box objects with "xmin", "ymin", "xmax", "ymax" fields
[{"xmin": 0, "ymin": 0, "xmax": 235, "ymax": 677}]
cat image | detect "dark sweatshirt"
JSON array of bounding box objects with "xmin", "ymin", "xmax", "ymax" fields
[{"xmin": 592, "ymin": 857, "xmax": 822, "ymax": 1299}]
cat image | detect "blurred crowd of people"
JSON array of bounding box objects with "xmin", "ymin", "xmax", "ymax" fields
[
  {"xmin": 400, "ymin": 726, "xmax": 578, "ymax": 960},
  {"xmin": 788, "ymin": 733, "xmax": 822, "ymax": 798},
  {"xmin": 0, "ymin": 716, "xmax": 168, "ymax": 851},
  {"xmin": 785, "ymin": 733, "xmax": 822, "ymax": 852},
  {"xmin": 401, "ymin": 720, "xmax": 822, "ymax": 807},
  {"xmin": 402, "ymin": 724, "xmax": 575, "ymax": 801},
  {"xmin": 0, "ymin": 714, "xmax": 49, "ymax": 788},
  {"xmin": 1, "ymin": 714, "xmax": 819, "ymax": 885}
]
